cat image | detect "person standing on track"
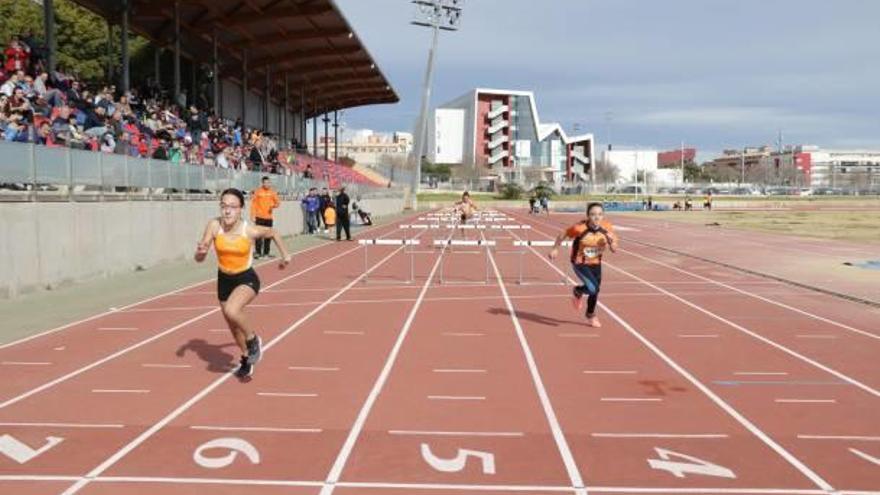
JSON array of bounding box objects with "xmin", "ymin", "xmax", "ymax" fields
[
  {"xmin": 251, "ymin": 176, "xmax": 280, "ymax": 259},
  {"xmin": 703, "ymin": 192, "xmax": 713, "ymax": 211},
  {"xmin": 548, "ymin": 202, "xmax": 618, "ymax": 328},
  {"xmin": 335, "ymin": 186, "xmax": 352, "ymax": 241},
  {"xmin": 194, "ymin": 188, "xmax": 292, "ymax": 378}
]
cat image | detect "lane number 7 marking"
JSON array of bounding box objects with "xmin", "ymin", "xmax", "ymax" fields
[{"xmin": 420, "ymin": 443, "xmax": 496, "ymax": 474}]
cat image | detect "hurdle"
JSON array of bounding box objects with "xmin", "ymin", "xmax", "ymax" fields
[
  {"xmin": 511, "ymin": 240, "xmax": 570, "ymax": 285},
  {"xmin": 358, "ymin": 238, "xmax": 420, "ymax": 284},
  {"xmin": 433, "ymin": 239, "xmax": 496, "ymax": 285}
]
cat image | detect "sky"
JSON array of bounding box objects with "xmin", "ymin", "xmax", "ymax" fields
[{"xmin": 334, "ymin": 0, "xmax": 880, "ymax": 159}]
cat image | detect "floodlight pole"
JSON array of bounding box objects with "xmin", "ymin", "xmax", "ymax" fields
[{"xmin": 409, "ymin": 0, "xmax": 462, "ymax": 210}]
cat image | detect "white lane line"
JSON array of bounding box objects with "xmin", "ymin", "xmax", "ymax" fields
[
  {"xmin": 323, "ymin": 331, "xmax": 364, "ymax": 335},
  {"xmin": 735, "ymin": 371, "xmax": 789, "ymax": 376},
  {"xmin": 1, "ymin": 361, "xmax": 53, "ymax": 366},
  {"xmin": 0, "ymin": 216, "xmax": 408, "ymax": 351},
  {"xmin": 600, "ymin": 397, "xmax": 663, "ymax": 402},
  {"xmin": 389, "ymin": 430, "xmax": 524, "ymax": 437},
  {"xmin": 775, "ymin": 399, "xmax": 837, "ymax": 404},
  {"xmin": 97, "ymin": 327, "xmax": 139, "ymax": 331},
  {"xmin": 508, "ymin": 213, "xmax": 836, "ymax": 492},
  {"xmin": 559, "ymin": 333, "xmax": 600, "ymax": 338},
  {"xmin": 319, "ymin": 232, "xmax": 451, "ymax": 495},
  {"xmin": 584, "ymin": 370, "xmax": 637, "ymax": 375},
  {"xmin": 678, "ymin": 334, "xmax": 720, "ymax": 338},
  {"xmin": 427, "ymin": 395, "xmax": 486, "ymax": 401},
  {"xmin": 601, "ymin": 257, "xmax": 880, "ymax": 401},
  {"xmin": 336, "ymin": 481, "xmax": 573, "ymax": 492},
  {"xmin": 486, "ymin": 236, "xmax": 587, "ymax": 495},
  {"xmin": 0, "ymin": 422, "xmax": 125, "ymax": 429},
  {"xmin": 53, "ymin": 346, "xmax": 66, "ymax": 351},
  {"xmin": 619, "ymin": 245, "xmax": 880, "ymax": 342},
  {"xmin": 432, "ymin": 368, "xmax": 487, "ymax": 373},
  {"xmin": 586, "ymin": 488, "xmax": 827, "ymax": 494},
  {"xmin": 798, "ymin": 435, "xmax": 880, "ymax": 441},
  {"xmin": 795, "ymin": 335, "xmax": 838, "ymax": 339},
  {"xmin": 288, "ymin": 366, "xmax": 340, "ymax": 372},
  {"xmin": 57, "ymin": 225, "xmax": 419, "ymax": 495},
  {"xmin": 256, "ymin": 392, "xmax": 318, "ymax": 398},
  {"xmin": 141, "ymin": 364, "xmax": 192, "ymax": 369},
  {"xmin": 849, "ymin": 448, "xmax": 880, "ymax": 467},
  {"xmin": 442, "ymin": 332, "xmax": 485, "ymax": 337},
  {"xmin": 190, "ymin": 426, "xmax": 322, "ymax": 433},
  {"xmin": 91, "ymin": 389, "xmax": 150, "ymax": 394},
  {"xmin": 591, "ymin": 433, "xmax": 728, "ymax": 439}
]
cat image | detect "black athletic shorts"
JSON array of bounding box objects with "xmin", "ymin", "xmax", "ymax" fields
[
  {"xmin": 460, "ymin": 213, "xmax": 467, "ymax": 223},
  {"xmin": 217, "ymin": 268, "xmax": 261, "ymax": 302}
]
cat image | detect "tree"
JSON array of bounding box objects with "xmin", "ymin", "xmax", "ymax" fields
[
  {"xmin": 499, "ymin": 183, "xmax": 524, "ymax": 200},
  {"xmin": 594, "ymin": 159, "xmax": 619, "ymax": 190},
  {"xmin": 0, "ymin": 0, "xmax": 150, "ymax": 83}
]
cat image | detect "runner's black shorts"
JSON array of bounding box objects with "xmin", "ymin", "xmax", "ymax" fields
[{"xmin": 217, "ymin": 268, "xmax": 261, "ymax": 302}]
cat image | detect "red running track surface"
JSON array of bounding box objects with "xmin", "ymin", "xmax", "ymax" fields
[{"xmin": 0, "ymin": 208, "xmax": 877, "ymax": 495}]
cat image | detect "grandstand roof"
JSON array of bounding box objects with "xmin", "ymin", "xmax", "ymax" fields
[{"xmin": 73, "ymin": 0, "xmax": 398, "ymax": 116}]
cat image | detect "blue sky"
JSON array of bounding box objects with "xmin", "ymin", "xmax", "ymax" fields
[{"xmin": 334, "ymin": 0, "xmax": 880, "ymax": 159}]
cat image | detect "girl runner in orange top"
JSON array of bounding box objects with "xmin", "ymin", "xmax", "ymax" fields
[
  {"xmin": 194, "ymin": 188, "xmax": 292, "ymax": 378},
  {"xmin": 548, "ymin": 202, "xmax": 618, "ymax": 327}
]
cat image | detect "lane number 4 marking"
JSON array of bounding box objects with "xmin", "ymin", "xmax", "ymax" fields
[{"xmin": 648, "ymin": 447, "xmax": 736, "ymax": 479}]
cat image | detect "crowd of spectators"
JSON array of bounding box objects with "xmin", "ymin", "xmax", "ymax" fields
[{"xmin": 1, "ymin": 33, "xmax": 286, "ymax": 174}]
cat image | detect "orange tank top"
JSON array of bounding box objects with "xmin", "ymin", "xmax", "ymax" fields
[{"xmin": 215, "ymin": 220, "xmax": 253, "ymax": 275}]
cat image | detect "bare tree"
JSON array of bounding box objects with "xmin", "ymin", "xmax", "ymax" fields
[{"xmin": 594, "ymin": 159, "xmax": 619, "ymax": 191}]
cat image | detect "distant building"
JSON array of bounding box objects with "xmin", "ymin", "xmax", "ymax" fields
[
  {"xmin": 658, "ymin": 147, "xmax": 697, "ymax": 168},
  {"xmin": 427, "ymin": 88, "xmax": 596, "ymax": 186},
  {"xmin": 603, "ymin": 149, "xmax": 658, "ymax": 182},
  {"xmin": 333, "ymin": 130, "xmax": 412, "ymax": 167},
  {"xmin": 710, "ymin": 145, "xmax": 880, "ymax": 189}
]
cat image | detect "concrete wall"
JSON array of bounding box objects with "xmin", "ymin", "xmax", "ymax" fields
[{"xmin": 0, "ymin": 197, "xmax": 404, "ymax": 299}]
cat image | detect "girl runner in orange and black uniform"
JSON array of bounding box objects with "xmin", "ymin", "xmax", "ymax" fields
[
  {"xmin": 195, "ymin": 188, "xmax": 292, "ymax": 377},
  {"xmin": 549, "ymin": 202, "xmax": 618, "ymax": 327}
]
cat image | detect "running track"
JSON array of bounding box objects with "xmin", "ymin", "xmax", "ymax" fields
[{"xmin": 0, "ymin": 208, "xmax": 877, "ymax": 495}]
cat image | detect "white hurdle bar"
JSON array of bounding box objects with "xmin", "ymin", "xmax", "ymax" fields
[
  {"xmin": 511, "ymin": 240, "xmax": 570, "ymax": 285},
  {"xmin": 433, "ymin": 239, "xmax": 496, "ymax": 285},
  {"xmin": 359, "ymin": 239, "xmax": 420, "ymax": 284}
]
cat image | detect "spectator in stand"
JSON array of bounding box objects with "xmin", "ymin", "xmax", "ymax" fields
[
  {"xmin": 303, "ymin": 163, "xmax": 314, "ymax": 180},
  {"xmin": 4, "ymin": 37, "xmax": 29, "ymax": 74}
]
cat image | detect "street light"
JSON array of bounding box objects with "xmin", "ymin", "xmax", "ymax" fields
[{"xmin": 409, "ymin": 0, "xmax": 464, "ymax": 208}]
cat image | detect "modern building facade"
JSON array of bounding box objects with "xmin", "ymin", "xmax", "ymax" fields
[{"xmin": 427, "ymin": 89, "xmax": 595, "ymax": 186}]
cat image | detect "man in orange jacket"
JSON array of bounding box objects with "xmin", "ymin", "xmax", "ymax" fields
[{"xmin": 251, "ymin": 176, "xmax": 281, "ymax": 259}]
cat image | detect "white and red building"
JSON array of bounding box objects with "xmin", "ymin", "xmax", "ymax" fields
[{"xmin": 427, "ymin": 88, "xmax": 595, "ymax": 186}]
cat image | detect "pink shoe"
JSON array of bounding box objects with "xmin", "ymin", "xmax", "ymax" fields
[
  {"xmin": 571, "ymin": 294, "xmax": 585, "ymax": 312},
  {"xmin": 586, "ymin": 316, "xmax": 602, "ymax": 328}
]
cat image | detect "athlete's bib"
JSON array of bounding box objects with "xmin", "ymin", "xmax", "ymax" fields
[{"xmin": 583, "ymin": 246, "xmax": 600, "ymax": 259}]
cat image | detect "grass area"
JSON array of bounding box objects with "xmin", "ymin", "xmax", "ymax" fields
[
  {"xmin": 0, "ymin": 213, "xmax": 410, "ymax": 345},
  {"xmin": 619, "ymin": 210, "xmax": 880, "ymax": 243}
]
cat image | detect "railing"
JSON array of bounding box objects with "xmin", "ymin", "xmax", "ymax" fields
[
  {"xmin": 487, "ymin": 105, "xmax": 508, "ymax": 120},
  {"xmin": 0, "ymin": 141, "xmax": 404, "ymax": 202}
]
